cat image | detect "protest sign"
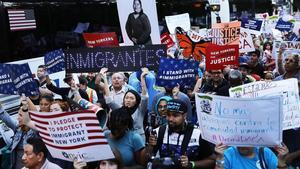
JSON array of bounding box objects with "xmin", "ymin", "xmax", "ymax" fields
[
  {"xmin": 205, "ymin": 43, "xmax": 239, "ymax": 70},
  {"xmin": 44, "ymin": 49, "xmax": 65, "ymax": 74},
  {"xmin": 156, "ymin": 58, "xmax": 198, "ymax": 88},
  {"xmin": 83, "ymin": 32, "xmax": 119, "ymax": 48},
  {"xmin": 0, "ymin": 63, "xmax": 39, "ymax": 96},
  {"xmin": 210, "ymin": 21, "xmax": 241, "ymax": 45},
  {"xmin": 272, "ymin": 41, "xmax": 300, "ymax": 59},
  {"xmin": 255, "ymin": 12, "xmax": 269, "ymax": 20},
  {"xmin": 165, "ymin": 13, "xmax": 191, "ymax": 35},
  {"xmin": 239, "ymin": 28, "xmax": 255, "ymax": 53},
  {"xmin": 241, "ymin": 19, "xmax": 263, "ymax": 35},
  {"xmin": 176, "ymin": 27, "xmax": 210, "ymax": 61},
  {"xmin": 275, "ymin": 18, "xmax": 294, "ymax": 32},
  {"xmin": 64, "ymin": 45, "xmax": 166, "ymax": 73},
  {"xmin": 160, "ymin": 32, "xmax": 175, "ymax": 49},
  {"xmin": 116, "ymin": 0, "xmax": 161, "ymax": 45},
  {"xmin": 196, "ymin": 93, "xmax": 283, "ymax": 146},
  {"xmin": 229, "ymin": 78, "xmax": 300, "ymax": 130},
  {"xmin": 0, "ymin": 64, "xmax": 18, "ymax": 95},
  {"xmin": 29, "ymin": 110, "xmax": 114, "ymax": 162}
]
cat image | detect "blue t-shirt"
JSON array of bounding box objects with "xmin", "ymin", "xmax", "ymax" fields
[
  {"xmin": 104, "ymin": 130, "xmax": 145, "ymax": 166},
  {"xmin": 224, "ymin": 147, "xmax": 277, "ymax": 169}
]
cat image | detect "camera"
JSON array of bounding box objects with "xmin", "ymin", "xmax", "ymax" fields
[{"xmin": 147, "ymin": 157, "xmax": 180, "ymax": 169}]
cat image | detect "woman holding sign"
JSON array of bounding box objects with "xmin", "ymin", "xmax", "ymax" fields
[{"xmin": 125, "ymin": 0, "xmax": 152, "ymax": 45}]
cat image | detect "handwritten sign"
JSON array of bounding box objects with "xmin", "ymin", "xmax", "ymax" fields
[
  {"xmin": 239, "ymin": 28, "xmax": 255, "ymax": 53},
  {"xmin": 205, "ymin": 44, "xmax": 239, "ymax": 70},
  {"xmin": 196, "ymin": 93, "xmax": 283, "ymax": 146},
  {"xmin": 83, "ymin": 32, "xmax": 119, "ymax": 48},
  {"xmin": 64, "ymin": 45, "xmax": 166, "ymax": 73},
  {"xmin": 156, "ymin": 58, "xmax": 198, "ymax": 88},
  {"xmin": 229, "ymin": 78, "xmax": 300, "ymax": 130},
  {"xmin": 273, "ymin": 41, "xmax": 300, "ymax": 59},
  {"xmin": 210, "ymin": 21, "xmax": 241, "ymax": 45},
  {"xmin": 29, "ymin": 110, "xmax": 114, "ymax": 162},
  {"xmin": 165, "ymin": 13, "xmax": 191, "ymax": 35}
]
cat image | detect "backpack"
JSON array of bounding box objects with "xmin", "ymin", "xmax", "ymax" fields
[{"xmin": 258, "ymin": 147, "xmax": 268, "ymax": 169}]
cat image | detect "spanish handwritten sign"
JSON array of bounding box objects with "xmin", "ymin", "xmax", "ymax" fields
[
  {"xmin": 29, "ymin": 110, "xmax": 114, "ymax": 162},
  {"xmin": 205, "ymin": 43, "xmax": 239, "ymax": 70},
  {"xmin": 156, "ymin": 57, "xmax": 198, "ymax": 88},
  {"xmin": 210, "ymin": 21, "xmax": 241, "ymax": 45},
  {"xmin": 165, "ymin": 13, "xmax": 191, "ymax": 35},
  {"xmin": 196, "ymin": 93, "xmax": 283, "ymax": 146},
  {"xmin": 229, "ymin": 78, "xmax": 300, "ymax": 130},
  {"xmin": 64, "ymin": 45, "xmax": 166, "ymax": 73}
]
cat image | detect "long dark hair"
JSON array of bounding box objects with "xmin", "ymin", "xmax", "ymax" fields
[
  {"xmin": 108, "ymin": 107, "xmax": 134, "ymax": 131},
  {"xmin": 122, "ymin": 89, "xmax": 141, "ymax": 115},
  {"xmin": 133, "ymin": 0, "xmax": 143, "ymax": 14}
]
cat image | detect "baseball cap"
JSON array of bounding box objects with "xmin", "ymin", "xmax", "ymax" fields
[{"xmin": 167, "ymin": 99, "xmax": 187, "ymax": 113}]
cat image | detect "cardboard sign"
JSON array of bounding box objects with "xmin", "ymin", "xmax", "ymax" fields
[
  {"xmin": 239, "ymin": 28, "xmax": 255, "ymax": 53},
  {"xmin": 29, "ymin": 110, "xmax": 114, "ymax": 162},
  {"xmin": 273, "ymin": 40, "xmax": 300, "ymax": 59},
  {"xmin": 210, "ymin": 21, "xmax": 241, "ymax": 45},
  {"xmin": 64, "ymin": 45, "xmax": 166, "ymax": 73},
  {"xmin": 44, "ymin": 49, "xmax": 65, "ymax": 74},
  {"xmin": 165, "ymin": 13, "xmax": 191, "ymax": 35},
  {"xmin": 83, "ymin": 32, "xmax": 119, "ymax": 48},
  {"xmin": 160, "ymin": 32, "xmax": 175, "ymax": 49},
  {"xmin": 241, "ymin": 19, "xmax": 263, "ymax": 35},
  {"xmin": 196, "ymin": 93, "xmax": 283, "ymax": 146},
  {"xmin": 0, "ymin": 63, "xmax": 39, "ymax": 96},
  {"xmin": 229, "ymin": 78, "xmax": 300, "ymax": 130},
  {"xmin": 156, "ymin": 58, "xmax": 198, "ymax": 88},
  {"xmin": 205, "ymin": 44, "xmax": 239, "ymax": 70}
]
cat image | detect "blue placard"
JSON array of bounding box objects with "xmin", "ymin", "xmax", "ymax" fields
[
  {"xmin": 0, "ymin": 64, "xmax": 18, "ymax": 95},
  {"xmin": 10, "ymin": 63, "xmax": 39, "ymax": 96},
  {"xmin": 275, "ymin": 18, "xmax": 294, "ymax": 32},
  {"xmin": 156, "ymin": 58, "xmax": 198, "ymax": 88},
  {"xmin": 241, "ymin": 19, "xmax": 263, "ymax": 32},
  {"xmin": 44, "ymin": 49, "xmax": 65, "ymax": 74}
]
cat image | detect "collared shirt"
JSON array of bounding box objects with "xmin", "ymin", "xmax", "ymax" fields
[
  {"xmin": 109, "ymin": 85, "xmax": 127, "ymax": 107},
  {"xmin": 22, "ymin": 159, "xmax": 62, "ymax": 169}
]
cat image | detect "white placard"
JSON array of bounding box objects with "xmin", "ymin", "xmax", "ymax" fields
[
  {"xmin": 229, "ymin": 78, "xmax": 300, "ymax": 130},
  {"xmin": 165, "ymin": 13, "xmax": 191, "ymax": 35},
  {"xmin": 196, "ymin": 93, "xmax": 283, "ymax": 147},
  {"xmin": 239, "ymin": 28, "xmax": 255, "ymax": 53}
]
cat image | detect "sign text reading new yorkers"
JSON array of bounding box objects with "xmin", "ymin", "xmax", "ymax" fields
[{"xmin": 64, "ymin": 45, "xmax": 166, "ymax": 73}]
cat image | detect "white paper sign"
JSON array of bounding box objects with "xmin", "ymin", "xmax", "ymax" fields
[
  {"xmin": 239, "ymin": 28, "xmax": 255, "ymax": 53},
  {"xmin": 229, "ymin": 78, "xmax": 300, "ymax": 130},
  {"xmin": 165, "ymin": 13, "xmax": 191, "ymax": 35},
  {"xmin": 196, "ymin": 94, "xmax": 283, "ymax": 147},
  {"xmin": 29, "ymin": 110, "xmax": 114, "ymax": 162}
]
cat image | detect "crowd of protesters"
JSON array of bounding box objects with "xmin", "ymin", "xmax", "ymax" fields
[{"xmin": 0, "ymin": 7, "xmax": 300, "ymax": 169}]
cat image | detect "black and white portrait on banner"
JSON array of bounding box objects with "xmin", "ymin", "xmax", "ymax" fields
[{"xmin": 117, "ymin": 0, "xmax": 161, "ymax": 46}]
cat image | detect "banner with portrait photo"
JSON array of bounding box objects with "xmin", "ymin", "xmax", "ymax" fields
[
  {"xmin": 64, "ymin": 45, "xmax": 166, "ymax": 73},
  {"xmin": 229, "ymin": 78, "xmax": 300, "ymax": 130},
  {"xmin": 83, "ymin": 32, "xmax": 119, "ymax": 48},
  {"xmin": 29, "ymin": 110, "xmax": 114, "ymax": 162},
  {"xmin": 116, "ymin": 0, "xmax": 161, "ymax": 46},
  {"xmin": 196, "ymin": 93, "xmax": 283, "ymax": 146},
  {"xmin": 205, "ymin": 43, "xmax": 239, "ymax": 70},
  {"xmin": 210, "ymin": 21, "xmax": 241, "ymax": 45},
  {"xmin": 156, "ymin": 58, "xmax": 198, "ymax": 88}
]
